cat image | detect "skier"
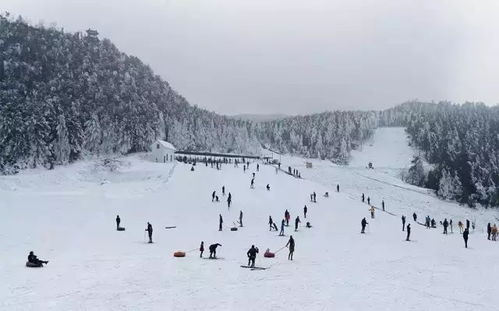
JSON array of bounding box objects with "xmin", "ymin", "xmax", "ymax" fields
[
  {"xmin": 227, "ymin": 193, "xmax": 232, "ymax": 208},
  {"xmin": 413, "ymin": 212, "xmax": 417, "ymax": 222},
  {"xmin": 279, "ymin": 219, "xmax": 285, "ymax": 236},
  {"xmin": 247, "ymin": 245, "xmax": 259, "ymax": 268},
  {"xmin": 116, "ymin": 215, "xmax": 121, "ymax": 230},
  {"xmin": 286, "ymin": 235, "xmax": 295, "ymax": 260},
  {"xmin": 295, "ymin": 216, "xmax": 301, "ymax": 231},
  {"xmin": 401, "ymin": 215, "xmax": 406, "ymax": 231},
  {"xmin": 303, "ymin": 205, "xmax": 308, "ymax": 219},
  {"xmin": 212, "ymin": 191, "xmax": 216, "ymax": 202},
  {"xmin": 222, "ymin": 186, "xmax": 225, "ymax": 196},
  {"xmin": 266, "ymin": 184, "xmax": 270, "ymax": 191},
  {"xmin": 219, "ymin": 214, "xmax": 223, "ymax": 231},
  {"xmin": 406, "ymin": 224, "xmax": 411, "ymax": 241},
  {"xmin": 367, "ymin": 197, "xmax": 371, "ymax": 205},
  {"xmin": 337, "ymin": 184, "xmax": 340, "ymax": 192},
  {"xmin": 487, "ymin": 223, "xmax": 491, "ymax": 240},
  {"xmin": 463, "ymin": 228, "xmax": 469, "ymax": 248},
  {"xmin": 362, "ymin": 193, "xmax": 365, "ymax": 203},
  {"xmin": 443, "ymin": 219, "xmax": 449, "ymax": 234},
  {"xmin": 361, "ymin": 218, "xmax": 368, "ymax": 234},
  {"xmin": 269, "ymin": 216, "xmax": 274, "ymax": 231},
  {"xmin": 199, "ymin": 241, "xmax": 204, "ymax": 258},
  {"xmin": 285, "ymin": 210, "xmax": 290, "ymax": 226},
  {"xmin": 145, "ymin": 222, "xmax": 153, "ymax": 243},
  {"xmin": 239, "ymin": 210, "xmax": 243, "ymax": 227},
  {"xmin": 381, "ymin": 200, "xmax": 385, "ymax": 211},
  {"xmin": 27, "ymin": 251, "xmax": 48, "ymax": 266},
  {"xmin": 209, "ymin": 243, "xmax": 222, "ymax": 259}
]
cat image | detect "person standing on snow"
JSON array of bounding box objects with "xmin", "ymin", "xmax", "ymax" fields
[
  {"xmin": 222, "ymin": 186, "xmax": 225, "ymax": 196},
  {"xmin": 466, "ymin": 219, "xmax": 470, "ymax": 230},
  {"xmin": 269, "ymin": 216, "xmax": 274, "ymax": 231},
  {"xmin": 219, "ymin": 214, "xmax": 223, "ymax": 231},
  {"xmin": 257, "ymin": 164, "xmax": 259, "ymax": 171},
  {"xmin": 250, "ymin": 178, "xmax": 255, "ymax": 189},
  {"xmin": 361, "ymin": 218, "xmax": 368, "ymax": 234},
  {"xmin": 487, "ymin": 223, "xmax": 491, "ymax": 240},
  {"xmin": 227, "ymin": 193, "xmax": 232, "ymax": 208},
  {"xmin": 116, "ymin": 215, "xmax": 121, "ymax": 230},
  {"xmin": 367, "ymin": 197, "xmax": 371, "ymax": 205},
  {"xmin": 369, "ymin": 206, "xmax": 375, "ymax": 219},
  {"xmin": 458, "ymin": 221, "xmax": 464, "ymax": 233},
  {"xmin": 285, "ymin": 210, "xmax": 290, "ymax": 226},
  {"xmin": 286, "ymin": 235, "xmax": 295, "ymax": 260},
  {"xmin": 381, "ymin": 200, "xmax": 385, "ymax": 211},
  {"xmin": 295, "ymin": 216, "xmax": 301, "ymax": 231},
  {"xmin": 239, "ymin": 210, "xmax": 243, "ymax": 227},
  {"xmin": 406, "ymin": 224, "xmax": 411, "ymax": 241},
  {"xmin": 209, "ymin": 243, "xmax": 222, "ymax": 259},
  {"xmin": 463, "ymin": 228, "xmax": 469, "ymax": 248},
  {"xmin": 303, "ymin": 205, "xmax": 308, "ymax": 219},
  {"xmin": 280, "ymin": 219, "xmax": 285, "ymax": 236},
  {"xmin": 145, "ymin": 222, "xmax": 153, "ymax": 243},
  {"xmin": 491, "ymin": 224, "xmax": 498, "ymax": 241},
  {"xmin": 199, "ymin": 241, "xmax": 205, "ymax": 258},
  {"xmin": 401, "ymin": 215, "xmax": 406, "ymax": 231},
  {"xmin": 413, "ymin": 212, "xmax": 417, "ymax": 222},
  {"xmin": 212, "ymin": 191, "xmax": 216, "ymax": 202},
  {"xmin": 247, "ymin": 245, "xmax": 259, "ymax": 268},
  {"xmin": 450, "ymin": 219, "xmax": 453, "ymax": 233},
  {"xmin": 337, "ymin": 184, "xmax": 340, "ymax": 192},
  {"xmin": 362, "ymin": 193, "xmax": 365, "ymax": 203},
  {"xmin": 443, "ymin": 219, "xmax": 449, "ymax": 234}
]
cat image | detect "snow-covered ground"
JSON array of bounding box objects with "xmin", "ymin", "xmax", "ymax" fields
[{"xmin": 1, "ymin": 128, "xmax": 498, "ymax": 310}]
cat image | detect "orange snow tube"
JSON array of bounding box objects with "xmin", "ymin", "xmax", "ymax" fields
[
  {"xmin": 264, "ymin": 252, "xmax": 275, "ymax": 258},
  {"xmin": 173, "ymin": 251, "xmax": 186, "ymax": 257}
]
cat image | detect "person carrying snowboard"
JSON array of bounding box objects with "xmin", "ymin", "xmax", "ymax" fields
[
  {"xmin": 27, "ymin": 251, "xmax": 48, "ymax": 266},
  {"xmin": 247, "ymin": 245, "xmax": 259, "ymax": 268},
  {"xmin": 401, "ymin": 215, "xmax": 406, "ymax": 231},
  {"xmin": 239, "ymin": 210, "xmax": 243, "ymax": 227},
  {"xmin": 303, "ymin": 205, "xmax": 308, "ymax": 219},
  {"xmin": 443, "ymin": 218, "xmax": 449, "ymax": 234},
  {"xmin": 361, "ymin": 218, "xmax": 368, "ymax": 234},
  {"xmin": 406, "ymin": 224, "xmax": 411, "ymax": 241},
  {"xmin": 463, "ymin": 228, "xmax": 469, "ymax": 248},
  {"xmin": 145, "ymin": 222, "xmax": 153, "ymax": 243},
  {"xmin": 209, "ymin": 243, "xmax": 222, "ymax": 259},
  {"xmin": 295, "ymin": 216, "xmax": 301, "ymax": 231},
  {"xmin": 116, "ymin": 215, "xmax": 121, "ymax": 230},
  {"xmin": 286, "ymin": 235, "xmax": 295, "ymax": 260},
  {"xmin": 219, "ymin": 214, "xmax": 223, "ymax": 231},
  {"xmin": 199, "ymin": 241, "xmax": 205, "ymax": 258}
]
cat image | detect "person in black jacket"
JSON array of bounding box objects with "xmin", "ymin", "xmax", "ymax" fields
[
  {"xmin": 247, "ymin": 245, "xmax": 259, "ymax": 267},
  {"xmin": 116, "ymin": 215, "xmax": 121, "ymax": 230},
  {"xmin": 145, "ymin": 222, "xmax": 153, "ymax": 243},
  {"xmin": 209, "ymin": 243, "xmax": 222, "ymax": 259},
  {"xmin": 406, "ymin": 224, "xmax": 411, "ymax": 241},
  {"xmin": 286, "ymin": 236, "xmax": 295, "ymax": 260},
  {"xmin": 28, "ymin": 251, "xmax": 48, "ymax": 266},
  {"xmin": 303, "ymin": 205, "xmax": 308, "ymax": 219},
  {"xmin": 443, "ymin": 219, "xmax": 449, "ymax": 234},
  {"xmin": 199, "ymin": 241, "xmax": 204, "ymax": 258},
  {"xmin": 219, "ymin": 214, "xmax": 223, "ymax": 231},
  {"xmin": 295, "ymin": 216, "xmax": 301, "ymax": 231},
  {"xmin": 361, "ymin": 218, "xmax": 368, "ymax": 234},
  {"xmin": 463, "ymin": 228, "xmax": 469, "ymax": 248},
  {"xmin": 466, "ymin": 219, "xmax": 470, "ymax": 230},
  {"xmin": 401, "ymin": 215, "xmax": 406, "ymax": 231},
  {"xmin": 413, "ymin": 212, "xmax": 417, "ymax": 222},
  {"xmin": 487, "ymin": 223, "xmax": 491, "ymax": 240}
]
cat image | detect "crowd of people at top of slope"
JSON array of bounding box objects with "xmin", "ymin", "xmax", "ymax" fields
[{"xmin": 27, "ymin": 159, "xmax": 498, "ymax": 269}]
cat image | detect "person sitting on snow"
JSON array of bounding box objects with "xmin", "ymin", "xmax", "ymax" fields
[{"xmin": 28, "ymin": 251, "xmax": 48, "ymax": 266}]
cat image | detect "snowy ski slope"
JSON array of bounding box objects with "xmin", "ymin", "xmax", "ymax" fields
[{"xmin": 1, "ymin": 128, "xmax": 498, "ymax": 311}]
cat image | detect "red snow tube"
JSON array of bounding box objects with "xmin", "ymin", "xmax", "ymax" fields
[
  {"xmin": 264, "ymin": 252, "xmax": 275, "ymax": 258},
  {"xmin": 173, "ymin": 251, "xmax": 186, "ymax": 257}
]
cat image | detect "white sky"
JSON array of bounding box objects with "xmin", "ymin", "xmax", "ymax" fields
[{"xmin": 3, "ymin": 0, "xmax": 499, "ymax": 115}]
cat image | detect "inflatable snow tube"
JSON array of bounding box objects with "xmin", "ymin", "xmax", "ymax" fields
[
  {"xmin": 26, "ymin": 262, "xmax": 43, "ymax": 268},
  {"xmin": 173, "ymin": 251, "xmax": 186, "ymax": 258},
  {"xmin": 264, "ymin": 252, "xmax": 275, "ymax": 258},
  {"xmin": 230, "ymin": 227, "xmax": 238, "ymax": 231},
  {"xmin": 117, "ymin": 227, "xmax": 126, "ymax": 231}
]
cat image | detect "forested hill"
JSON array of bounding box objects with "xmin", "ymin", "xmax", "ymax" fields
[
  {"xmin": 380, "ymin": 102, "xmax": 499, "ymax": 207},
  {"xmin": 0, "ymin": 15, "xmax": 377, "ymax": 173}
]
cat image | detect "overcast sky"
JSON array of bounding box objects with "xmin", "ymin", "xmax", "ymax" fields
[{"xmin": 3, "ymin": 0, "xmax": 499, "ymax": 115}]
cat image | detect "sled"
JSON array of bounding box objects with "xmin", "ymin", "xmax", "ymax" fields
[
  {"xmin": 264, "ymin": 252, "xmax": 275, "ymax": 258},
  {"xmin": 165, "ymin": 226, "xmax": 177, "ymax": 229},
  {"xmin": 26, "ymin": 261, "xmax": 43, "ymax": 268},
  {"xmin": 230, "ymin": 227, "xmax": 238, "ymax": 231},
  {"xmin": 117, "ymin": 227, "xmax": 125, "ymax": 231},
  {"xmin": 240, "ymin": 265, "xmax": 267, "ymax": 270},
  {"xmin": 173, "ymin": 251, "xmax": 186, "ymax": 257}
]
